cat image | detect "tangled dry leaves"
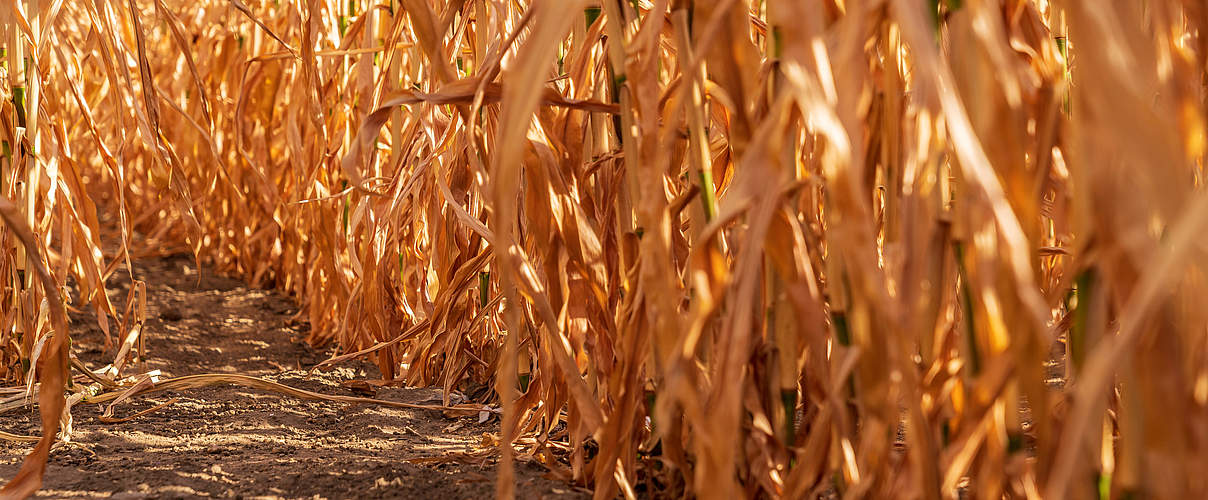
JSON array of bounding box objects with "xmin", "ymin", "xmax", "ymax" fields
[{"xmin": 3, "ymin": 0, "xmax": 1208, "ymax": 498}]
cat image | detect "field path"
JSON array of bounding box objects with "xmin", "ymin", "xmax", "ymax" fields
[{"xmin": 1, "ymin": 254, "xmax": 582, "ymax": 499}]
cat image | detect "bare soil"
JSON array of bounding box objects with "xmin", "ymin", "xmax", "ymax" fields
[{"xmin": 1, "ymin": 254, "xmax": 586, "ymax": 499}]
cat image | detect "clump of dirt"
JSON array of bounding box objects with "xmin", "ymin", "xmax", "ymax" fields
[{"xmin": 1, "ymin": 254, "xmax": 586, "ymax": 499}]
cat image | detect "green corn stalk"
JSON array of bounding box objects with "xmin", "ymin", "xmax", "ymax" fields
[
  {"xmin": 832, "ymin": 310, "xmax": 851, "ymax": 347},
  {"xmin": 1098, "ymin": 471, "xmax": 1112, "ymax": 500},
  {"xmin": 340, "ymin": 0, "xmax": 356, "ymax": 37},
  {"xmin": 479, "ymin": 271, "xmax": 490, "ymax": 307},
  {"xmin": 518, "ymin": 372, "xmax": 531, "ymax": 393},
  {"xmin": 342, "ymin": 180, "xmax": 350, "ymax": 232},
  {"xmin": 927, "ymin": 0, "xmax": 963, "ymax": 40},
  {"xmin": 953, "ymin": 241, "xmax": 981, "ymax": 376},
  {"xmin": 583, "ymin": 6, "xmax": 601, "ymax": 27},
  {"xmin": 1070, "ymin": 267, "xmax": 1096, "ymax": 371},
  {"xmin": 781, "ymin": 389, "xmax": 797, "ymax": 446},
  {"xmin": 12, "ymin": 86, "xmax": 26, "ymax": 128}
]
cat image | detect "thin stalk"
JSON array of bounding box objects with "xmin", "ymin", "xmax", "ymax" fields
[
  {"xmin": 600, "ymin": 0, "xmax": 639, "ymax": 266},
  {"xmin": 671, "ymin": 7, "xmax": 717, "ymax": 227},
  {"xmin": 1069, "ymin": 267, "xmax": 1096, "ymax": 372},
  {"xmin": 478, "ymin": 271, "xmax": 490, "ymax": 308},
  {"xmin": 953, "ymin": 241, "xmax": 981, "ymax": 376},
  {"xmin": 25, "ymin": 0, "xmax": 41, "ymax": 285},
  {"xmin": 9, "ymin": 2, "xmax": 25, "ymax": 281}
]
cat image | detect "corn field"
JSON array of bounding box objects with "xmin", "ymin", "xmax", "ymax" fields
[{"xmin": 2, "ymin": 0, "xmax": 1208, "ymax": 498}]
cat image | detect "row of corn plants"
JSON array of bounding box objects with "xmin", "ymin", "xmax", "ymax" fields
[{"xmin": 5, "ymin": 0, "xmax": 1208, "ymax": 498}]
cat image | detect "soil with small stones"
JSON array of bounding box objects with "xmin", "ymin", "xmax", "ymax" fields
[{"xmin": 1, "ymin": 254, "xmax": 586, "ymax": 499}]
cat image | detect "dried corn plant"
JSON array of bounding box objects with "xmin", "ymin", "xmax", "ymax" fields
[{"xmin": 4, "ymin": 0, "xmax": 1208, "ymax": 498}]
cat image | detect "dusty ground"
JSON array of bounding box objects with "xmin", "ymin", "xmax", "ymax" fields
[{"xmin": 0, "ymin": 254, "xmax": 586, "ymax": 499}]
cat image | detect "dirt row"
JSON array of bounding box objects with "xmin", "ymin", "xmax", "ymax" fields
[{"xmin": 1, "ymin": 254, "xmax": 585, "ymax": 499}]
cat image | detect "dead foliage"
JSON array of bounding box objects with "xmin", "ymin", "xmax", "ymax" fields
[{"xmin": 4, "ymin": 0, "xmax": 1208, "ymax": 498}]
